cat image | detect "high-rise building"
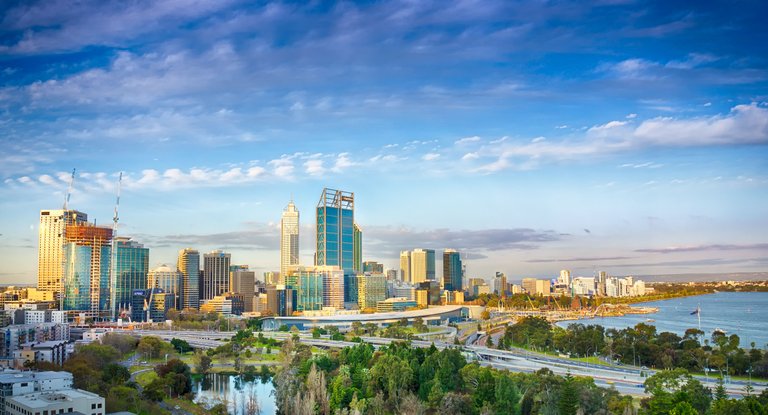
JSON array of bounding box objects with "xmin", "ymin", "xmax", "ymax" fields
[
  {"xmin": 442, "ymin": 249, "xmax": 462, "ymax": 292},
  {"xmin": 559, "ymin": 269, "xmax": 572, "ymax": 287},
  {"xmin": 353, "ymin": 223, "xmax": 362, "ymax": 273},
  {"xmin": 280, "ymin": 200, "xmax": 300, "ymax": 278},
  {"xmin": 494, "ymin": 272, "xmax": 507, "ymax": 297},
  {"xmin": 316, "ymin": 188, "xmax": 355, "ymax": 271},
  {"xmin": 202, "ymin": 250, "xmax": 231, "ymax": 301},
  {"xmin": 399, "ymin": 251, "xmax": 411, "ymax": 283},
  {"xmin": 38, "ymin": 209, "xmax": 88, "ymax": 297},
  {"xmin": 62, "ymin": 222, "xmax": 113, "ymax": 316},
  {"xmin": 230, "ymin": 265, "xmax": 255, "ymax": 313},
  {"xmin": 112, "ymin": 237, "xmax": 149, "ymax": 317},
  {"xmin": 357, "ymin": 273, "xmax": 386, "ymax": 309},
  {"xmin": 410, "ymin": 249, "xmax": 435, "ymax": 284},
  {"xmin": 177, "ymin": 248, "xmax": 200, "ymax": 310},
  {"xmin": 148, "ymin": 265, "xmax": 182, "ymax": 310}
]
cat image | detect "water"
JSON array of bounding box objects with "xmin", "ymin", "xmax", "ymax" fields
[
  {"xmin": 556, "ymin": 292, "xmax": 768, "ymax": 348},
  {"xmin": 193, "ymin": 373, "xmax": 276, "ymax": 415}
]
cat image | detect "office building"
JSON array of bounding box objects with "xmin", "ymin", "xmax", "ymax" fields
[
  {"xmin": 37, "ymin": 209, "xmax": 88, "ymax": 297},
  {"xmin": 376, "ymin": 298, "xmax": 417, "ymax": 313},
  {"xmin": 316, "ymin": 188, "xmax": 356, "ymax": 271},
  {"xmin": 202, "ymin": 250, "xmax": 231, "ymax": 301},
  {"xmin": 597, "ymin": 271, "xmax": 608, "ymax": 296},
  {"xmin": 5, "ymin": 388, "xmax": 104, "ymax": 415},
  {"xmin": 410, "ymin": 249, "xmax": 435, "ymax": 284},
  {"xmin": 494, "ymin": 272, "xmax": 507, "ymax": 297},
  {"xmin": 177, "ymin": 248, "xmax": 200, "ymax": 310},
  {"xmin": 559, "ymin": 269, "xmax": 572, "ymax": 287},
  {"xmin": 442, "ymin": 249, "xmax": 462, "ymax": 292},
  {"xmin": 473, "ymin": 284, "xmax": 491, "ymax": 296},
  {"xmin": 230, "ymin": 265, "xmax": 255, "ymax": 312},
  {"xmin": 363, "ymin": 261, "xmax": 384, "ymax": 274},
  {"xmin": 399, "ymin": 251, "xmax": 411, "ymax": 283},
  {"xmin": 284, "ymin": 266, "xmax": 345, "ymax": 312},
  {"xmin": 387, "ymin": 281, "xmax": 416, "ymax": 301},
  {"xmin": 357, "ymin": 273, "xmax": 386, "ymax": 309},
  {"xmin": 148, "ymin": 265, "xmax": 182, "ymax": 310},
  {"xmin": 418, "ymin": 281, "xmax": 441, "ymax": 305},
  {"xmin": 385, "ymin": 269, "xmax": 398, "ymax": 281},
  {"xmin": 443, "ymin": 290, "xmax": 465, "ymax": 305},
  {"xmin": 62, "ymin": 222, "xmax": 113, "ymax": 316},
  {"xmin": 111, "ymin": 237, "xmax": 149, "ymax": 318},
  {"xmin": 343, "ymin": 272, "xmax": 359, "ymax": 308},
  {"xmin": 131, "ymin": 288, "xmax": 171, "ymax": 322},
  {"xmin": 415, "ymin": 290, "xmax": 428, "ymax": 307},
  {"xmin": 264, "ymin": 271, "xmax": 280, "ymax": 285},
  {"xmin": 266, "ymin": 285, "xmax": 296, "ymax": 316},
  {"xmin": 280, "ymin": 200, "xmax": 300, "ymax": 278},
  {"xmin": 200, "ymin": 292, "xmax": 244, "ymax": 316},
  {"xmin": 353, "ymin": 223, "xmax": 362, "ymax": 273},
  {"xmin": 522, "ymin": 278, "xmax": 551, "ymax": 296}
]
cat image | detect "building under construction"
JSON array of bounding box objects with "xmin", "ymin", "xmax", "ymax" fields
[{"xmin": 62, "ymin": 222, "xmax": 113, "ymax": 318}]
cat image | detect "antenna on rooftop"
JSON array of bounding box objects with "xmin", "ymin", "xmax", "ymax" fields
[
  {"xmin": 63, "ymin": 168, "xmax": 76, "ymax": 210},
  {"xmin": 109, "ymin": 172, "xmax": 123, "ymax": 322}
]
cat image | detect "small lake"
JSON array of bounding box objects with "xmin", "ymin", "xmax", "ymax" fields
[
  {"xmin": 556, "ymin": 292, "xmax": 768, "ymax": 348},
  {"xmin": 193, "ymin": 373, "xmax": 276, "ymax": 415}
]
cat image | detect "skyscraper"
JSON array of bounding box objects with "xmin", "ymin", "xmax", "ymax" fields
[
  {"xmin": 62, "ymin": 222, "xmax": 113, "ymax": 316},
  {"xmin": 353, "ymin": 223, "xmax": 362, "ymax": 273},
  {"xmin": 442, "ymin": 249, "xmax": 462, "ymax": 292},
  {"xmin": 112, "ymin": 237, "xmax": 149, "ymax": 316},
  {"xmin": 280, "ymin": 200, "xmax": 300, "ymax": 278},
  {"xmin": 38, "ymin": 209, "xmax": 88, "ymax": 297},
  {"xmin": 399, "ymin": 251, "xmax": 411, "ymax": 283},
  {"xmin": 316, "ymin": 188, "xmax": 355, "ymax": 271},
  {"xmin": 202, "ymin": 250, "xmax": 231, "ymax": 302},
  {"xmin": 410, "ymin": 248, "xmax": 435, "ymax": 284},
  {"xmin": 230, "ymin": 265, "xmax": 255, "ymax": 313},
  {"xmin": 177, "ymin": 248, "xmax": 200, "ymax": 310}
]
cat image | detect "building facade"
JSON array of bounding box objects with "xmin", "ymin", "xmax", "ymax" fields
[
  {"xmin": 399, "ymin": 251, "xmax": 411, "ymax": 283},
  {"xmin": 357, "ymin": 273, "xmax": 386, "ymax": 309},
  {"xmin": 316, "ymin": 188, "xmax": 355, "ymax": 271},
  {"xmin": 37, "ymin": 209, "xmax": 88, "ymax": 297},
  {"xmin": 202, "ymin": 250, "xmax": 231, "ymax": 301},
  {"xmin": 62, "ymin": 223, "xmax": 113, "ymax": 316},
  {"xmin": 442, "ymin": 249, "xmax": 462, "ymax": 292},
  {"xmin": 148, "ymin": 265, "xmax": 182, "ymax": 310},
  {"xmin": 410, "ymin": 249, "xmax": 435, "ymax": 284},
  {"xmin": 230, "ymin": 266, "xmax": 255, "ymax": 312},
  {"xmin": 177, "ymin": 248, "xmax": 200, "ymax": 310},
  {"xmin": 112, "ymin": 237, "xmax": 149, "ymax": 318},
  {"xmin": 280, "ymin": 200, "xmax": 300, "ymax": 278}
]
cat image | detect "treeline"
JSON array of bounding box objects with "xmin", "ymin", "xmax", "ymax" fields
[
  {"xmin": 473, "ymin": 291, "xmax": 709, "ymax": 310},
  {"xmin": 273, "ymin": 337, "xmax": 637, "ymax": 415},
  {"xmin": 501, "ymin": 316, "xmax": 768, "ymax": 378}
]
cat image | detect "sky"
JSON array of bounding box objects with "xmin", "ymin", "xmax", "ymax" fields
[{"xmin": 0, "ymin": 0, "xmax": 767, "ymax": 285}]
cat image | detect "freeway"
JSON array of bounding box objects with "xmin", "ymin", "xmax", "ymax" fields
[{"xmin": 131, "ymin": 329, "xmax": 766, "ymax": 397}]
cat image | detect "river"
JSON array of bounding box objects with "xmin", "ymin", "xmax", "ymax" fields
[
  {"xmin": 193, "ymin": 373, "xmax": 276, "ymax": 415},
  {"xmin": 556, "ymin": 292, "xmax": 768, "ymax": 348}
]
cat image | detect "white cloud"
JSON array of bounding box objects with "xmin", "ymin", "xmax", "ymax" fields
[
  {"xmin": 304, "ymin": 159, "xmax": 325, "ymax": 177},
  {"xmin": 332, "ymin": 153, "xmax": 355, "ymax": 173},
  {"xmin": 455, "ymin": 136, "xmax": 481, "ymax": 145},
  {"xmin": 422, "ymin": 153, "xmax": 441, "ymax": 161},
  {"xmin": 589, "ymin": 120, "xmax": 627, "ymax": 132},
  {"xmin": 626, "ymin": 113, "xmax": 637, "ymax": 119},
  {"xmin": 462, "ymin": 152, "xmax": 479, "ymax": 161},
  {"xmin": 531, "ymin": 136, "xmax": 546, "ymax": 143}
]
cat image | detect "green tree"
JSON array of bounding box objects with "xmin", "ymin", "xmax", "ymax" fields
[
  {"xmin": 170, "ymin": 338, "xmax": 193, "ymax": 353},
  {"xmin": 558, "ymin": 374, "xmax": 578, "ymax": 415},
  {"xmin": 494, "ymin": 373, "xmax": 521, "ymax": 415},
  {"xmin": 669, "ymin": 401, "xmax": 698, "ymax": 415}
]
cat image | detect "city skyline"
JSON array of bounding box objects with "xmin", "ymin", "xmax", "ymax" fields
[{"xmin": 1, "ymin": 1, "xmax": 767, "ymax": 283}]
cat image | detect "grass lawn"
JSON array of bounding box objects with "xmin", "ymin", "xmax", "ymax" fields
[
  {"xmin": 134, "ymin": 370, "xmax": 158, "ymax": 387},
  {"xmin": 165, "ymin": 397, "xmax": 209, "ymax": 415}
]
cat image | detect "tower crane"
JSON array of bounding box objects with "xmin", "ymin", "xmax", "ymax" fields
[
  {"xmin": 109, "ymin": 172, "xmax": 122, "ymax": 321},
  {"xmin": 62, "ymin": 168, "xmax": 75, "ymax": 210}
]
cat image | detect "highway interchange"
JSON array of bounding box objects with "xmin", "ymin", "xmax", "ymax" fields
[{"xmin": 131, "ymin": 328, "xmax": 766, "ymax": 398}]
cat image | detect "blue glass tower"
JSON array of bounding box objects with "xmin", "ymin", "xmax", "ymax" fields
[
  {"xmin": 316, "ymin": 188, "xmax": 355, "ymax": 271},
  {"xmin": 113, "ymin": 237, "xmax": 149, "ymax": 317},
  {"xmin": 443, "ymin": 249, "xmax": 463, "ymax": 292}
]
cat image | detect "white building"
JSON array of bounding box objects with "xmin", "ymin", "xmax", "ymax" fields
[
  {"xmin": 13, "ymin": 340, "xmax": 69, "ymax": 368},
  {"xmin": 0, "ymin": 371, "xmax": 74, "ymax": 413},
  {"xmin": 6, "ymin": 388, "xmax": 104, "ymax": 415},
  {"xmin": 280, "ymin": 200, "xmax": 300, "ymax": 278}
]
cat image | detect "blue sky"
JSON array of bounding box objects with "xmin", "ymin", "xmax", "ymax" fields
[{"xmin": 1, "ymin": 0, "xmax": 767, "ymax": 284}]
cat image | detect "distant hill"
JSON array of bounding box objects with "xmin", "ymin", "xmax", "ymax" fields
[{"xmin": 639, "ymin": 272, "xmax": 768, "ymax": 283}]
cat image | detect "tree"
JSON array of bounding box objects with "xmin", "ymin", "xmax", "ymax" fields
[
  {"xmin": 557, "ymin": 374, "xmax": 578, "ymax": 415},
  {"xmin": 101, "ymin": 333, "xmax": 139, "ymax": 356},
  {"xmin": 195, "ymin": 353, "xmax": 212, "ymax": 374},
  {"xmin": 170, "ymin": 338, "xmax": 193, "ymax": 353},
  {"xmin": 137, "ymin": 336, "xmax": 165, "ymax": 360},
  {"xmin": 642, "ymin": 369, "xmax": 711, "ymax": 415},
  {"xmin": 494, "ymin": 373, "xmax": 521, "ymax": 415},
  {"xmin": 669, "ymin": 401, "xmax": 698, "ymax": 415}
]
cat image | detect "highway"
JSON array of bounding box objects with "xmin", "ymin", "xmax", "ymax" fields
[{"xmin": 131, "ymin": 329, "xmax": 766, "ymax": 397}]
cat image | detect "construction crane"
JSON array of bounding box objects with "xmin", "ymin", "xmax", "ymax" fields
[
  {"xmin": 62, "ymin": 168, "xmax": 76, "ymax": 210},
  {"xmin": 109, "ymin": 172, "xmax": 123, "ymax": 322}
]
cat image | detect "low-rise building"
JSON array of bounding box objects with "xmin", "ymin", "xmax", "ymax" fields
[
  {"xmin": 0, "ymin": 371, "xmax": 74, "ymax": 415},
  {"xmin": 6, "ymin": 388, "xmax": 104, "ymax": 415},
  {"xmin": 200, "ymin": 292, "xmax": 245, "ymax": 316},
  {"xmin": 376, "ymin": 297, "xmax": 417, "ymax": 312},
  {"xmin": 13, "ymin": 340, "xmax": 69, "ymax": 368}
]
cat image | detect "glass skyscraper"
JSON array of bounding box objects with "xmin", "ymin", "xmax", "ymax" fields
[
  {"xmin": 177, "ymin": 248, "xmax": 200, "ymax": 310},
  {"xmin": 443, "ymin": 249, "xmax": 463, "ymax": 292},
  {"xmin": 316, "ymin": 188, "xmax": 355, "ymax": 271},
  {"xmin": 62, "ymin": 223, "xmax": 113, "ymax": 315},
  {"xmin": 112, "ymin": 237, "xmax": 149, "ymax": 317}
]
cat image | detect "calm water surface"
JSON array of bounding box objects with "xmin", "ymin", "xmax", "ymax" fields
[
  {"xmin": 193, "ymin": 373, "xmax": 276, "ymax": 415},
  {"xmin": 557, "ymin": 292, "xmax": 768, "ymax": 348}
]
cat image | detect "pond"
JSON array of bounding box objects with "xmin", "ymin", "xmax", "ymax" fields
[{"xmin": 193, "ymin": 373, "xmax": 277, "ymax": 415}]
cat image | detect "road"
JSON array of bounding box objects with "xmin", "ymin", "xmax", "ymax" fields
[{"xmin": 131, "ymin": 328, "xmax": 766, "ymax": 397}]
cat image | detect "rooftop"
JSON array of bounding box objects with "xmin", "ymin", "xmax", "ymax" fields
[
  {"xmin": 8, "ymin": 388, "xmax": 100, "ymax": 409},
  {"xmin": 0, "ymin": 370, "xmax": 72, "ymax": 384}
]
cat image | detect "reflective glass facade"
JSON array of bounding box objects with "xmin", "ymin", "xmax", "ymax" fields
[
  {"xmin": 63, "ymin": 244, "xmax": 111, "ymax": 312},
  {"xmin": 113, "ymin": 238, "xmax": 149, "ymax": 316},
  {"xmin": 443, "ymin": 249, "xmax": 463, "ymax": 292},
  {"xmin": 178, "ymin": 248, "xmax": 200, "ymax": 310},
  {"xmin": 316, "ymin": 188, "xmax": 355, "ymax": 271},
  {"xmin": 285, "ymin": 271, "xmax": 324, "ymax": 312}
]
